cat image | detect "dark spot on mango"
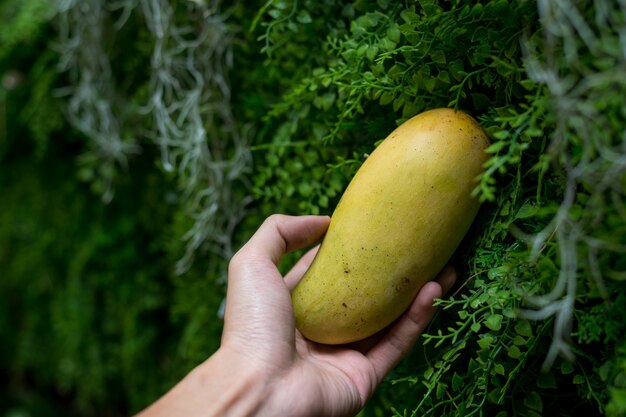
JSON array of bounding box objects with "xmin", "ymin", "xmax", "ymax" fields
[
  {"xmin": 342, "ymin": 302, "xmax": 348, "ymax": 308},
  {"xmin": 395, "ymin": 277, "xmax": 411, "ymax": 293}
]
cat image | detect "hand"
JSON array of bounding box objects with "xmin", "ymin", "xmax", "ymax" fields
[{"xmin": 136, "ymin": 214, "xmax": 456, "ymax": 417}]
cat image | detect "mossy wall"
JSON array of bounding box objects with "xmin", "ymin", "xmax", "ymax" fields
[{"xmin": 1, "ymin": 0, "xmax": 625, "ymax": 416}]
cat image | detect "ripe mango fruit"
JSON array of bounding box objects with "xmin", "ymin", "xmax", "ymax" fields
[{"xmin": 291, "ymin": 108, "xmax": 490, "ymax": 344}]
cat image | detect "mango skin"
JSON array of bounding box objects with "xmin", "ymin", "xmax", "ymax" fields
[{"xmin": 291, "ymin": 108, "xmax": 489, "ymax": 344}]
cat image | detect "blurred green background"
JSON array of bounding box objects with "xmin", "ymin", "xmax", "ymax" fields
[{"xmin": 2, "ymin": 1, "xmax": 626, "ymax": 416}]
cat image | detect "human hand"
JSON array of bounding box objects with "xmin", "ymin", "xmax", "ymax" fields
[
  {"xmin": 222, "ymin": 214, "xmax": 456, "ymax": 416},
  {"xmin": 136, "ymin": 214, "xmax": 456, "ymax": 417}
]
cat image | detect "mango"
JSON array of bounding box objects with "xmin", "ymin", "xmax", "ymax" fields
[{"xmin": 291, "ymin": 108, "xmax": 489, "ymax": 344}]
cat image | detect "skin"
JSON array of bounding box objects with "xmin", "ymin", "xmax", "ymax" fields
[{"xmin": 135, "ymin": 214, "xmax": 457, "ymax": 417}]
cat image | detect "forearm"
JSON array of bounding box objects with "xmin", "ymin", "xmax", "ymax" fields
[{"xmin": 135, "ymin": 348, "xmax": 271, "ymax": 417}]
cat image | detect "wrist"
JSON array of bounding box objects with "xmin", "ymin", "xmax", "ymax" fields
[
  {"xmin": 136, "ymin": 347, "xmax": 276, "ymax": 417},
  {"xmin": 188, "ymin": 347, "xmax": 273, "ymax": 417}
]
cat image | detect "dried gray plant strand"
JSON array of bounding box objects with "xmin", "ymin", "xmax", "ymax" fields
[
  {"xmin": 139, "ymin": 0, "xmax": 252, "ymax": 275},
  {"xmin": 520, "ymin": 0, "xmax": 626, "ymax": 369},
  {"xmin": 52, "ymin": 0, "xmax": 252, "ymax": 275},
  {"xmin": 53, "ymin": 0, "xmax": 140, "ymax": 203}
]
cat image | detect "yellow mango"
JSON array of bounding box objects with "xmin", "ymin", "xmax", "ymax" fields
[{"xmin": 291, "ymin": 108, "xmax": 490, "ymax": 344}]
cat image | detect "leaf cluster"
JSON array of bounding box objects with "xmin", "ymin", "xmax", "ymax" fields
[{"xmin": 251, "ymin": 1, "xmax": 626, "ymax": 416}]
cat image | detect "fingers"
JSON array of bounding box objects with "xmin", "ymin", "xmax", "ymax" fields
[
  {"xmin": 225, "ymin": 214, "xmax": 330, "ymax": 319},
  {"xmin": 284, "ymin": 245, "xmax": 320, "ymax": 291},
  {"xmin": 231, "ymin": 214, "xmax": 330, "ymax": 268},
  {"xmin": 365, "ymin": 266, "xmax": 457, "ymax": 381},
  {"xmin": 222, "ymin": 215, "xmax": 330, "ymax": 345}
]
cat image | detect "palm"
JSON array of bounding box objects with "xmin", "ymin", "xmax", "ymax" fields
[{"xmin": 287, "ymin": 331, "xmax": 375, "ymax": 417}]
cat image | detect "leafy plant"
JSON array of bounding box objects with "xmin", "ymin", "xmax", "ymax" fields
[
  {"xmin": 2, "ymin": 0, "xmax": 626, "ymax": 416},
  {"xmin": 251, "ymin": 0, "xmax": 626, "ymax": 416}
]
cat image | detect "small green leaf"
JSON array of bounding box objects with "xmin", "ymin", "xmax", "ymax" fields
[
  {"xmin": 387, "ymin": 64, "xmax": 403, "ymax": 79},
  {"xmin": 492, "ymin": 130, "xmax": 510, "ymax": 140},
  {"xmin": 429, "ymin": 50, "xmax": 446, "ymax": 65},
  {"xmin": 449, "ymin": 60, "xmax": 465, "ymax": 81},
  {"xmin": 356, "ymin": 13, "xmax": 379, "ymax": 28},
  {"xmin": 561, "ymin": 360, "xmax": 575, "ymax": 375},
  {"xmin": 524, "ymin": 127, "xmax": 543, "ymax": 137},
  {"xmin": 313, "ymin": 92, "xmax": 336, "ymax": 111},
  {"xmin": 513, "ymin": 335, "xmax": 527, "ymax": 346},
  {"xmin": 515, "ymin": 204, "xmax": 538, "ymax": 220},
  {"xmin": 487, "ymin": 387, "xmax": 502, "ymax": 404},
  {"xmin": 423, "ymin": 77, "xmax": 437, "ymax": 92},
  {"xmin": 378, "ymin": 37, "xmax": 397, "ymax": 52},
  {"xmin": 524, "ymin": 391, "xmax": 543, "ymax": 412},
  {"xmin": 379, "ymin": 91, "xmax": 395, "ymax": 106},
  {"xmin": 386, "ymin": 24, "xmax": 401, "ymax": 43},
  {"xmin": 365, "ymin": 45, "xmax": 379, "ymax": 61},
  {"xmin": 507, "ymin": 345, "xmax": 522, "ymax": 359},
  {"xmin": 437, "ymin": 70, "xmax": 450, "ymax": 84},
  {"xmin": 400, "ymin": 8, "xmax": 419, "ymax": 23},
  {"xmin": 599, "ymin": 361, "xmax": 613, "ymax": 382},
  {"xmin": 471, "ymin": 322, "xmax": 481, "ymax": 332},
  {"xmin": 377, "ymin": 0, "xmax": 390, "ymax": 9},
  {"xmin": 573, "ymin": 374, "xmax": 585, "ymax": 384},
  {"xmin": 392, "ymin": 96, "xmax": 405, "ymax": 112},
  {"xmin": 436, "ymin": 382, "xmax": 448, "ymax": 399},
  {"xmin": 296, "ymin": 10, "xmax": 312, "ymax": 24},
  {"xmin": 514, "ymin": 320, "xmax": 532, "ymax": 338},
  {"xmin": 458, "ymin": 5, "xmax": 471, "ymax": 19},
  {"xmin": 356, "ymin": 43, "xmax": 369, "ymax": 58},
  {"xmin": 452, "ymin": 372, "xmax": 464, "ymax": 391},
  {"xmin": 485, "ymin": 314, "xmax": 503, "ymax": 331},
  {"xmin": 477, "ymin": 335, "xmax": 494, "ymax": 350},
  {"xmin": 470, "ymin": 3, "xmax": 483, "ymax": 17},
  {"xmin": 468, "ymin": 358, "xmax": 479, "ymax": 373},
  {"xmin": 494, "ymin": 363, "xmax": 505, "ymax": 375},
  {"xmin": 486, "ymin": 141, "xmax": 507, "ymax": 154},
  {"xmin": 402, "ymin": 101, "xmax": 420, "ymax": 118},
  {"xmin": 503, "ymin": 308, "xmax": 516, "ymax": 318},
  {"xmin": 298, "ymin": 182, "xmax": 313, "ymax": 197},
  {"xmin": 520, "ymin": 79, "xmax": 536, "ymax": 90},
  {"xmin": 488, "ymin": 266, "xmax": 509, "ymax": 279}
]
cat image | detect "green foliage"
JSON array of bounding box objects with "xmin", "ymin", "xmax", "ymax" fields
[
  {"xmin": 2, "ymin": 0, "xmax": 626, "ymax": 416},
  {"xmin": 0, "ymin": 0, "xmax": 63, "ymax": 160},
  {"xmin": 250, "ymin": 0, "xmax": 626, "ymax": 416},
  {"xmin": 52, "ymin": 0, "xmax": 251, "ymax": 276},
  {"xmin": 0, "ymin": 0, "xmax": 53, "ymax": 61},
  {"xmin": 1, "ymin": 1, "xmax": 231, "ymax": 414},
  {"xmin": 0, "ymin": 144, "xmax": 191, "ymax": 414},
  {"xmin": 250, "ymin": 0, "xmax": 537, "ymax": 219}
]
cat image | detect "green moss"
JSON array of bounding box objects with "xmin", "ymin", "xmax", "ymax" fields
[{"xmin": 2, "ymin": 0, "xmax": 626, "ymax": 415}]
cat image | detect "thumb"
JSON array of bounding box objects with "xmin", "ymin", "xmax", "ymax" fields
[
  {"xmin": 222, "ymin": 214, "xmax": 330, "ymax": 348},
  {"xmin": 230, "ymin": 214, "xmax": 330, "ymax": 269}
]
